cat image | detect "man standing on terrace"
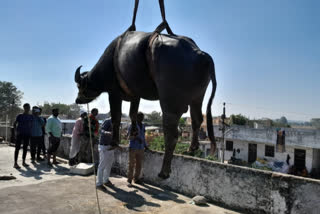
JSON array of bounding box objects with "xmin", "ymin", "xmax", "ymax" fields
[
  {"xmin": 13, "ymin": 103, "xmax": 33, "ymax": 169},
  {"xmin": 96, "ymin": 118, "xmax": 114, "ymax": 189},
  {"xmin": 45, "ymin": 108, "xmax": 62, "ymax": 167},
  {"xmin": 30, "ymin": 106, "xmax": 45, "ymax": 163}
]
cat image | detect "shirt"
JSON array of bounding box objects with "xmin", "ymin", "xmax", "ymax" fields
[
  {"xmin": 89, "ymin": 114, "xmax": 99, "ymax": 135},
  {"xmin": 15, "ymin": 113, "xmax": 33, "ymax": 136},
  {"xmin": 46, "ymin": 116, "xmax": 62, "ymax": 138},
  {"xmin": 72, "ymin": 118, "xmax": 84, "ymax": 137},
  {"xmin": 31, "ymin": 116, "xmax": 45, "ymax": 137},
  {"xmin": 99, "ymin": 119, "xmax": 112, "ymax": 145},
  {"xmin": 128, "ymin": 123, "xmax": 147, "ymax": 150}
]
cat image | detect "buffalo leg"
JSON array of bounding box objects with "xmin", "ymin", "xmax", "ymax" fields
[
  {"xmin": 189, "ymin": 100, "xmax": 204, "ymax": 152},
  {"xmin": 129, "ymin": 99, "xmax": 140, "ymax": 136},
  {"xmin": 158, "ymin": 112, "xmax": 182, "ymax": 179},
  {"xmin": 109, "ymin": 93, "xmax": 122, "ymax": 146}
]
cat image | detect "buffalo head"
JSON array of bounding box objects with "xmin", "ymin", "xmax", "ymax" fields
[{"xmin": 74, "ymin": 66, "xmax": 102, "ymax": 104}]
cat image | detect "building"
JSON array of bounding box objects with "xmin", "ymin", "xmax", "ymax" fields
[{"xmin": 200, "ymin": 125, "xmax": 320, "ymax": 173}]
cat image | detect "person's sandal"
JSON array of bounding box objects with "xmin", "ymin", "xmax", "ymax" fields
[
  {"xmin": 134, "ymin": 179, "xmax": 144, "ymax": 185},
  {"xmin": 13, "ymin": 163, "xmax": 21, "ymax": 169},
  {"xmin": 22, "ymin": 163, "xmax": 29, "ymax": 167},
  {"xmin": 96, "ymin": 185, "xmax": 106, "ymax": 191},
  {"xmin": 37, "ymin": 157, "xmax": 45, "ymax": 162},
  {"xmin": 104, "ymin": 181, "xmax": 114, "ymax": 187},
  {"xmin": 127, "ymin": 180, "xmax": 133, "ymax": 187}
]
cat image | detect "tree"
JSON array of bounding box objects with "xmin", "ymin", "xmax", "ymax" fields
[
  {"xmin": 230, "ymin": 114, "xmax": 248, "ymax": 126},
  {"xmin": 273, "ymin": 116, "xmax": 290, "ymax": 128},
  {"xmin": 145, "ymin": 111, "xmax": 162, "ymax": 125},
  {"xmin": 39, "ymin": 102, "xmax": 82, "ymax": 119},
  {"xmin": 0, "ymin": 81, "xmax": 23, "ymax": 124},
  {"xmin": 311, "ymin": 118, "xmax": 320, "ymax": 129},
  {"xmin": 278, "ymin": 116, "xmax": 288, "ymax": 125},
  {"xmin": 179, "ymin": 117, "xmax": 186, "ymax": 132}
]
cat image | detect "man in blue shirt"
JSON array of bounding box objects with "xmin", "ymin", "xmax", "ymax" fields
[
  {"xmin": 96, "ymin": 119, "xmax": 115, "ymax": 189},
  {"xmin": 13, "ymin": 103, "xmax": 33, "ymax": 169},
  {"xmin": 127, "ymin": 112, "xmax": 150, "ymax": 186},
  {"xmin": 30, "ymin": 106, "xmax": 45, "ymax": 163}
]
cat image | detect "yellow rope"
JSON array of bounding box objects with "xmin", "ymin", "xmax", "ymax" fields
[{"xmin": 87, "ymin": 104, "xmax": 102, "ymax": 214}]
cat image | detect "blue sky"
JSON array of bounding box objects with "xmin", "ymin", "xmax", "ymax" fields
[{"xmin": 1, "ymin": 0, "xmax": 319, "ymax": 121}]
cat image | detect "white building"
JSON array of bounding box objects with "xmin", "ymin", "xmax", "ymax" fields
[{"xmin": 200, "ymin": 125, "xmax": 320, "ymax": 173}]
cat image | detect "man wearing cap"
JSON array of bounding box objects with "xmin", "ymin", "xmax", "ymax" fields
[
  {"xmin": 30, "ymin": 106, "xmax": 45, "ymax": 163},
  {"xmin": 46, "ymin": 108, "xmax": 62, "ymax": 167},
  {"xmin": 69, "ymin": 110, "xmax": 87, "ymax": 166},
  {"xmin": 96, "ymin": 118, "xmax": 115, "ymax": 189}
]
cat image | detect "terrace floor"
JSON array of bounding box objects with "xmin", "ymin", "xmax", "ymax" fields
[{"xmin": 0, "ymin": 144, "xmax": 241, "ymax": 214}]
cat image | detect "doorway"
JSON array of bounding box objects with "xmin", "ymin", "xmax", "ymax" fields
[
  {"xmin": 294, "ymin": 149, "xmax": 306, "ymax": 171},
  {"xmin": 248, "ymin": 144, "xmax": 257, "ymax": 163}
]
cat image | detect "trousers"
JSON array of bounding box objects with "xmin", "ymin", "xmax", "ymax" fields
[
  {"xmin": 127, "ymin": 148, "xmax": 144, "ymax": 182},
  {"xmin": 15, "ymin": 134, "xmax": 30, "ymax": 163},
  {"xmin": 96, "ymin": 145, "xmax": 114, "ymax": 186},
  {"xmin": 30, "ymin": 136, "xmax": 42, "ymax": 160}
]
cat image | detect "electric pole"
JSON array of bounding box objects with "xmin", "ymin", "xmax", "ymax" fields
[{"xmin": 220, "ymin": 103, "xmax": 226, "ymax": 163}]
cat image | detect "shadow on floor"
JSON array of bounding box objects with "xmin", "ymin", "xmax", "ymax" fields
[
  {"xmin": 133, "ymin": 183, "xmax": 186, "ymax": 204},
  {"xmin": 101, "ymin": 185, "xmax": 161, "ymax": 211},
  {"xmin": 16, "ymin": 161, "xmax": 72, "ymax": 180}
]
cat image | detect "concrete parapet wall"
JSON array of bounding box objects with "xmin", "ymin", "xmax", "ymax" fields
[
  {"xmin": 57, "ymin": 136, "xmax": 320, "ymax": 214},
  {"xmin": 113, "ymin": 148, "xmax": 320, "ymax": 214},
  {"xmin": 0, "ymin": 126, "xmax": 12, "ymax": 141},
  {"xmin": 57, "ymin": 135, "xmax": 99, "ymax": 163}
]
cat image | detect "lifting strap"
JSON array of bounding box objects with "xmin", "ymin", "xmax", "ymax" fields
[
  {"xmin": 129, "ymin": 0, "xmax": 175, "ymax": 35},
  {"xmin": 113, "ymin": 34, "xmax": 136, "ymax": 97}
]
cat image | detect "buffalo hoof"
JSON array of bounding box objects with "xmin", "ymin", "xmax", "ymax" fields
[
  {"xmin": 188, "ymin": 145, "xmax": 199, "ymax": 152},
  {"xmin": 158, "ymin": 172, "xmax": 170, "ymax": 180}
]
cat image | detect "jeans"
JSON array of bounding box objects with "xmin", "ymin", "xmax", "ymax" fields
[
  {"xmin": 15, "ymin": 134, "xmax": 30, "ymax": 163},
  {"xmin": 30, "ymin": 136, "xmax": 42, "ymax": 160}
]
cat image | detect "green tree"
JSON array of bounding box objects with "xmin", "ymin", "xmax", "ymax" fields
[
  {"xmin": 145, "ymin": 111, "xmax": 162, "ymax": 125},
  {"xmin": 311, "ymin": 118, "xmax": 320, "ymax": 129},
  {"xmin": 39, "ymin": 102, "xmax": 82, "ymax": 119},
  {"xmin": 230, "ymin": 114, "xmax": 249, "ymax": 126},
  {"xmin": 179, "ymin": 117, "xmax": 186, "ymax": 132},
  {"xmin": 0, "ymin": 81, "xmax": 23, "ymax": 124},
  {"xmin": 279, "ymin": 116, "xmax": 288, "ymax": 125},
  {"xmin": 272, "ymin": 116, "xmax": 291, "ymax": 128}
]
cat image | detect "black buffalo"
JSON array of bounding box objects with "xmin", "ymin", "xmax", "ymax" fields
[{"xmin": 75, "ymin": 30, "xmax": 217, "ymax": 179}]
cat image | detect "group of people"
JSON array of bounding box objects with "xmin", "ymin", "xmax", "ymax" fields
[
  {"xmin": 14, "ymin": 103, "xmax": 151, "ymax": 189},
  {"xmin": 13, "ymin": 103, "xmax": 62, "ymax": 168},
  {"xmin": 69, "ymin": 109, "xmax": 150, "ymax": 189}
]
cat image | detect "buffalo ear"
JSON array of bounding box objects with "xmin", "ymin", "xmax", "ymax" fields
[{"xmin": 75, "ymin": 66, "xmax": 82, "ymax": 83}]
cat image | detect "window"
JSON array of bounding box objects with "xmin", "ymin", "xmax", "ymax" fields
[
  {"xmin": 226, "ymin": 141, "xmax": 233, "ymax": 151},
  {"xmin": 265, "ymin": 145, "xmax": 275, "ymax": 157}
]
